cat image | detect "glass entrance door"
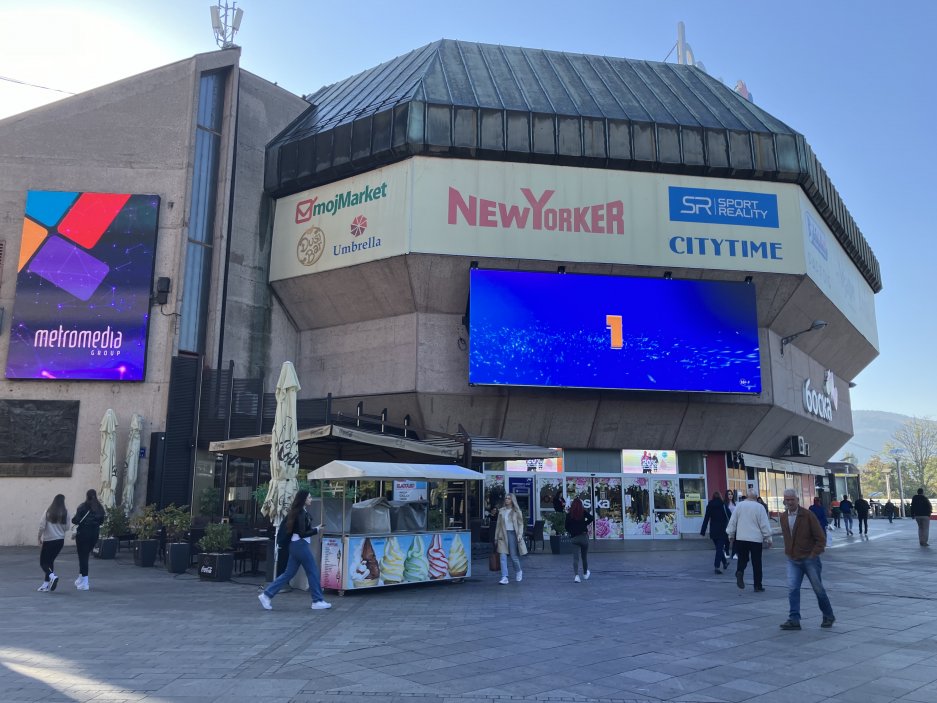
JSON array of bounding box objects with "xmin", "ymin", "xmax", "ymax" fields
[{"xmin": 651, "ymin": 477, "xmax": 679, "ymax": 538}]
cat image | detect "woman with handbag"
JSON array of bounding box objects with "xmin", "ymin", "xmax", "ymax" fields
[
  {"xmin": 258, "ymin": 490, "xmax": 331, "ymax": 611},
  {"xmin": 37, "ymin": 494, "xmax": 68, "ymax": 592},
  {"xmin": 566, "ymin": 498, "xmax": 594, "ymax": 583},
  {"xmin": 72, "ymin": 489, "xmax": 105, "ymax": 590},
  {"xmin": 494, "ymin": 494, "xmax": 527, "ymax": 585}
]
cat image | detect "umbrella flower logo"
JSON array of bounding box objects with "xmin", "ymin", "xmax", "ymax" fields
[{"xmin": 350, "ymin": 215, "xmax": 368, "ymax": 237}]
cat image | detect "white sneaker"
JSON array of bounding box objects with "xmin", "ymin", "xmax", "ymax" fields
[
  {"xmin": 74, "ymin": 576, "xmax": 82, "ymax": 587},
  {"xmin": 48, "ymin": 573, "xmax": 59, "ymax": 591},
  {"xmin": 516, "ymin": 571, "xmax": 523, "ymax": 582},
  {"xmin": 499, "ymin": 577, "xmax": 509, "ymax": 585},
  {"xmin": 732, "ymin": 555, "xmax": 738, "ymax": 560},
  {"xmin": 258, "ymin": 593, "xmax": 272, "ymax": 610},
  {"xmin": 310, "ymin": 600, "xmax": 332, "ymax": 610},
  {"xmin": 574, "ymin": 575, "xmax": 581, "ymax": 583},
  {"xmin": 584, "ymin": 570, "xmax": 591, "ymax": 580},
  {"xmin": 37, "ymin": 582, "xmax": 50, "ymax": 592}
]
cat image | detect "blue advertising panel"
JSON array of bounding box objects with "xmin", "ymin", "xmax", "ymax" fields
[
  {"xmin": 6, "ymin": 191, "xmax": 159, "ymax": 381},
  {"xmin": 668, "ymin": 186, "xmax": 779, "ymax": 228},
  {"xmin": 468, "ymin": 269, "xmax": 761, "ymax": 394}
]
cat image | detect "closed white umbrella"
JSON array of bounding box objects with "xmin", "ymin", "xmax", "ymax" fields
[
  {"xmin": 262, "ymin": 362, "xmax": 302, "ymax": 572},
  {"xmin": 99, "ymin": 409, "xmax": 119, "ymax": 509},
  {"xmin": 121, "ymin": 413, "xmax": 143, "ymax": 512}
]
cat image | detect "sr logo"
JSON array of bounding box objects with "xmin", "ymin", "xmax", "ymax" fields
[{"xmin": 680, "ymin": 195, "xmax": 712, "ymax": 215}]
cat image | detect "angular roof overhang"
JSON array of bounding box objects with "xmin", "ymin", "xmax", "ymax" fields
[{"xmin": 265, "ymin": 39, "xmax": 881, "ymax": 292}]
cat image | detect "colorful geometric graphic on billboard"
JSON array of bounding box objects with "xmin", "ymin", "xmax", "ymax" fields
[{"xmin": 6, "ymin": 191, "xmax": 160, "ymax": 381}]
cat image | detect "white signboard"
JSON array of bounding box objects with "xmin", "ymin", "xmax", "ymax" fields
[
  {"xmin": 800, "ymin": 195, "xmax": 879, "ymax": 349},
  {"xmin": 409, "ymin": 158, "xmax": 805, "ymax": 275},
  {"xmin": 270, "ymin": 162, "xmax": 410, "ymax": 280}
]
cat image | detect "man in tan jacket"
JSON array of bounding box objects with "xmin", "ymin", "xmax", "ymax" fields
[{"xmin": 778, "ymin": 489, "xmax": 835, "ymax": 630}]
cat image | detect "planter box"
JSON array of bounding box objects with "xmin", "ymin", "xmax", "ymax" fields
[
  {"xmin": 133, "ymin": 539, "xmax": 159, "ymax": 567},
  {"xmin": 94, "ymin": 537, "xmax": 118, "ymax": 560},
  {"xmin": 198, "ymin": 553, "xmax": 233, "ymax": 582},
  {"xmin": 166, "ymin": 543, "xmax": 190, "ymax": 574},
  {"xmin": 549, "ymin": 535, "xmax": 574, "ymax": 555}
]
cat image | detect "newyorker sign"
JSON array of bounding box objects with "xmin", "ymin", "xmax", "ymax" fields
[{"xmin": 803, "ymin": 370, "xmax": 838, "ymax": 422}]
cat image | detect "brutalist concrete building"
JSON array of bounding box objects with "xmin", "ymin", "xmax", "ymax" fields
[{"xmin": 0, "ymin": 40, "xmax": 879, "ymax": 544}]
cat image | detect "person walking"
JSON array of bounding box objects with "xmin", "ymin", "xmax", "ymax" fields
[
  {"xmin": 72, "ymin": 489, "xmax": 105, "ymax": 590},
  {"xmin": 884, "ymin": 500, "xmax": 895, "ymax": 524},
  {"xmin": 839, "ymin": 495, "xmax": 854, "ymax": 535},
  {"xmin": 566, "ymin": 497, "xmax": 594, "ymax": 582},
  {"xmin": 258, "ymin": 490, "xmax": 331, "ymax": 610},
  {"xmin": 910, "ymin": 488, "xmax": 933, "ymax": 547},
  {"xmin": 778, "ymin": 489, "xmax": 835, "ymax": 630},
  {"xmin": 809, "ymin": 497, "xmax": 829, "ymax": 545},
  {"xmin": 37, "ymin": 494, "xmax": 68, "ymax": 592},
  {"xmin": 700, "ymin": 491, "xmax": 730, "ymax": 574},
  {"xmin": 830, "ymin": 498, "xmax": 841, "ymax": 529},
  {"xmin": 854, "ymin": 494, "xmax": 871, "ymax": 535},
  {"xmin": 494, "ymin": 493, "xmax": 527, "ymax": 584},
  {"xmin": 724, "ymin": 489, "xmax": 738, "ymax": 560},
  {"xmin": 726, "ymin": 488, "xmax": 773, "ymax": 592}
]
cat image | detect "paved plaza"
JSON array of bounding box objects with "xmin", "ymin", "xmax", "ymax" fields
[{"xmin": 2, "ymin": 518, "xmax": 937, "ymax": 703}]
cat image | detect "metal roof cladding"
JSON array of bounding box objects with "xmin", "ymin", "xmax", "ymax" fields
[{"xmin": 265, "ymin": 39, "xmax": 881, "ymax": 293}]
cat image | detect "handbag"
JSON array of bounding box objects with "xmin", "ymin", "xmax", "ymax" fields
[{"xmin": 489, "ymin": 551, "xmax": 499, "ymax": 571}]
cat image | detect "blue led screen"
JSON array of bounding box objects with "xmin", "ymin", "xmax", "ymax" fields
[{"xmin": 468, "ymin": 269, "xmax": 761, "ymax": 394}]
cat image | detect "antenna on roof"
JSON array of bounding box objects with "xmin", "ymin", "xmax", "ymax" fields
[
  {"xmin": 676, "ymin": 21, "xmax": 707, "ymax": 74},
  {"xmin": 210, "ymin": 1, "xmax": 244, "ymax": 49}
]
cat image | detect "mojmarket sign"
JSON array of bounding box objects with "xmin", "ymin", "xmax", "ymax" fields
[{"xmin": 803, "ymin": 370, "xmax": 838, "ymax": 422}]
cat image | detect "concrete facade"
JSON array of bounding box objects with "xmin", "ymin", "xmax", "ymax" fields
[{"xmin": 0, "ymin": 50, "xmax": 307, "ymax": 545}]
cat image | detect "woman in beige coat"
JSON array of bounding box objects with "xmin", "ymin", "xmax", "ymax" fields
[{"xmin": 494, "ymin": 494, "xmax": 528, "ymax": 584}]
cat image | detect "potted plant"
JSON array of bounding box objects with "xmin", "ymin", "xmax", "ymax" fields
[
  {"xmin": 197, "ymin": 522, "xmax": 234, "ymax": 582},
  {"xmin": 546, "ymin": 511, "xmax": 569, "ymax": 555},
  {"xmin": 129, "ymin": 504, "xmax": 160, "ymax": 567},
  {"xmin": 160, "ymin": 504, "xmax": 192, "ymax": 574},
  {"xmin": 95, "ymin": 505, "xmax": 129, "ymax": 559}
]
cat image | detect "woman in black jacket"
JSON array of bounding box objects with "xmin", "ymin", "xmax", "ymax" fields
[
  {"xmin": 700, "ymin": 491, "xmax": 731, "ymax": 574},
  {"xmin": 258, "ymin": 490, "xmax": 331, "ymax": 611},
  {"xmin": 566, "ymin": 498, "xmax": 594, "ymax": 583},
  {"xmin": 72, "ymin": 489, "xmax": 104, "ymax": 590}
]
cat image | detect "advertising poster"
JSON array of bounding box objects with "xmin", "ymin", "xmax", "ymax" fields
[
  {"xmin": 393, "ymin": 480, "xmax": 427, "ymax": 502},
  {"xmin": 623, "ymin": 477, "xmax": 652, "ymax": 537},
  {"xmin": 622, "ymin": 450, "xmax": 676, "ymax": 473},
  {"xmin": 652, "ymin": 479, "xmax": 679, "ymax": 537},
  {"xmin": 320, "ymin": 536, "xmax": 344, "ymax": 590},
  {"xmin": 6, "ymin": 191, "xmax": 159, "ymax": 381},
  {"xmin": 505, "ymin": 456, "xmax": 563, "ymax": 472},
  {"xmin": 593, "ymin": 477, "xmax": 624, "ymax": 540},
  {"xmin": 345, "ymin": 532, "xmax": 470, "ymax": 590}
]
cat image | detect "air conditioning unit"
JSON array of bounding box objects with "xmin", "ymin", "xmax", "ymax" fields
[{"xmin": 790, "ymin": 435, "xmax": 808, "ymax": 457}]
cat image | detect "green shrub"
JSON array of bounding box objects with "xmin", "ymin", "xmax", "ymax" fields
[
  {"xmin": 198, "ymin": 522, "xmax": 232, "ymax": 553},
  {"xmin": 546, "ymin": 511, "xmax": 567, "ymax": 537},
  {"xmin": 160, "ymin": 504, "xmax": 192, "ymax": 543},
  {"xmin": 129, "ymin": 504, "xmax": 160, "ymax": 541},
  {"xmin": 101, "ymin": 506, "xmax": 130, "ymax": 539}
]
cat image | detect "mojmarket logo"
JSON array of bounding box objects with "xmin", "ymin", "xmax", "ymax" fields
[{"xmin": 296, "ymin": 182, "xmax": 388, "ymax": 224}]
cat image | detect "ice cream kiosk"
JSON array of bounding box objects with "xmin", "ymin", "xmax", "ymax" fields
[{"xmin": 308, "ymin": 460, "xmax": 483, "ymax": 595}]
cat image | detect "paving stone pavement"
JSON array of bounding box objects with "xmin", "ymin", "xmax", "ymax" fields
[{"xmin": 2, "ymin": 518, "xmax": 937, "ymax": 702}]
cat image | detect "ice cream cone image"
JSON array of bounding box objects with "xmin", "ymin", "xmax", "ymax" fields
[
  {"xmin": 351, "ymin": 538, "xmax": 380, "ymax": 588},
  {"xmin": 427, "ymin": 533, "xmax": 448, "ymax": 580},
  {"xmin": 380, "ymin": 536, "xmax": 405, "ymax": 585},
  {"xmin": 403, "ymin": 534, "xmax": 429, "ymax": 582},
  {"xmin": 448, "ymin": 534, "xmax": 468, "ymax": 577}
]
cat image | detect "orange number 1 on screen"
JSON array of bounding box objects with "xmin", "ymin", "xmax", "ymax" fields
[{"xmin": 606, "ymin": 315, "xmax": 623, "ymax": 350}]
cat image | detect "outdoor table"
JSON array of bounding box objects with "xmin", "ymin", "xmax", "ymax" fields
[{"xmin": 237, "ymin": 537, "xmax": 269, "ymax": 575}]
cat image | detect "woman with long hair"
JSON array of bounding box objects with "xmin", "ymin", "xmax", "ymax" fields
[
  {"xmin": 566, "ymin": 497, "xmax": 594, "ymax": 583},
  {"xmin": 494, "ymin": 493, "xmax": 527, "ymax": 584},
  {"xmin": 72, "ymin": 489, "xmax": 104, "ymax": 590},
  {"xmin": 37, "ymin": 494, "xmax": 68, "ymax": 592},
  {"xmin": 258, "ymin": 490, "xmax": 331, "ymax": 611},
  {"xmin": 724, "ymin": 489, "xmax": 739, "ymax": 560},
  {"xmin": 700, "ymin": 491, "xmax": 730, "ymax": 574}
]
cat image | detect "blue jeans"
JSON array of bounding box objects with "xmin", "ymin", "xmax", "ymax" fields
[
  {"xmin": 842, "ymin": 514, "xmax": 853, "ymax": 533},
  {"xmin": 264, "ymin": 540, "xmax": 325, "ymax": 602},
  {"xmin": 787, "ymin": 557, "xmax": 834, "ymax": 622},
  {"xmin": 499, "ymin": 531, "xmax": 522, "ymax": 578}
]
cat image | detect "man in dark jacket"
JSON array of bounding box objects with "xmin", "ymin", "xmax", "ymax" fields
[
  {"xmin": 854, "ymin": 495, "xmax": 871, "ymax": 535},
  {"xmin": 778, "ymin": 489, "xmax": 835, "ymax": 630},
  {"xmin": 910, "ymin": 488, "xmax": 933, "ymax": 546},
  {"xmin": 700, "ymin": 492, "xmax": 730, "ymax": 574}
]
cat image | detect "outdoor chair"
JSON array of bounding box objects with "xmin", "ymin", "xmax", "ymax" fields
[{"xmin": 525, "ymin": 520, "xmax": 545, "ymax": 552}]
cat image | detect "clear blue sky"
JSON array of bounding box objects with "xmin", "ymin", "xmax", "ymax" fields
[{"xmin": 1, "ymin": 1, "xmax": 933, "ymax": 418}]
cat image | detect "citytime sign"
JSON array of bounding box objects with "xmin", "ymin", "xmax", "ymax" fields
[{"xmin": 803, "ymin": 370, "xmax": 838, "ymax": 422}]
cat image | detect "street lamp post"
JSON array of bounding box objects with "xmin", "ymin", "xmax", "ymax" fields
[{"xmin": 891, "ymin": 449, "xmax": 906, "ymax": 518}]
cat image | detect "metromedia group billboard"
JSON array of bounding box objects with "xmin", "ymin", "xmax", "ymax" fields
[
  {"xmin": 468, "ymin": 269, "xmax": 761, "ymax": 394},
  {"xmin": 6, "ymin": 191, "xmax": 159, "ymax": 381}
]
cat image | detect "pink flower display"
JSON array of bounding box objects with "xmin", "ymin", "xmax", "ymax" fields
[{"xmin": 594, "ymin": 517, "xmax": 611, "ymax": 538}]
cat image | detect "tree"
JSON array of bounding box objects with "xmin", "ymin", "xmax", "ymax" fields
[
  {"xmin": 891, "ymin": 417, "xmax": 937, "ymax": 496},
  {"xmin": 858, "ymin": 455, "xmax": 889, "ymax": 497}
]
